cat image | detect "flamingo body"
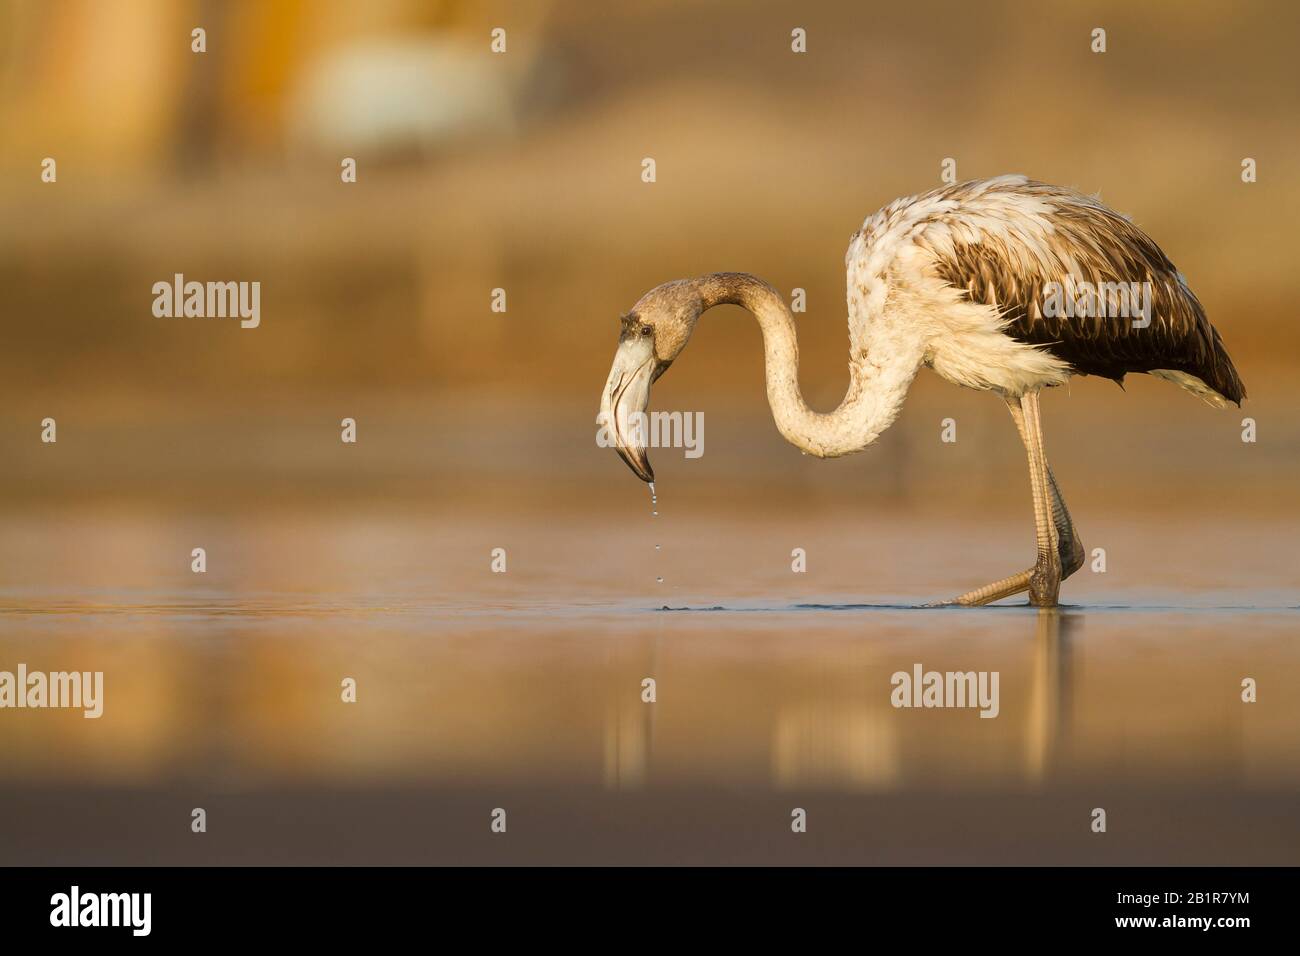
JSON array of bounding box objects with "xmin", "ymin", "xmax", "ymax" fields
[{"xmin": 847, "ymin": 175, "xmax": 1243, "ymax": 404}]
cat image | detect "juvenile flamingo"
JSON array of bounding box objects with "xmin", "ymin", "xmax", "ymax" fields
[{"xmin": 599, "ymin": 176, "xmax": 1245, "ymax": 607}]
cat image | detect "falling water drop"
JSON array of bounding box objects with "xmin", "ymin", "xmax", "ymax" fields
[{"xmin": 649, "ymin": 482, "xmax": 662, "ymax": 585}]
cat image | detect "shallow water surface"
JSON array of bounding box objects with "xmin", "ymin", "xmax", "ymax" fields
[{"xmin": 0, "ymin": 508, "xmax": 1296, "ymax": 864}]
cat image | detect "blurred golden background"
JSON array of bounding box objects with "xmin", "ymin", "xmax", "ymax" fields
[
  {"xmin": 0, "ymin": 0, "xmax": 1297, "ymax": 864},
  {"xmin": 0, "ymin": 0, "xmax": 1296, "ymax": 514}
]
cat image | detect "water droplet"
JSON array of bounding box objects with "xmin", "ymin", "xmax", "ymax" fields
[{"xmin": 650, "ymin": 484, "xmax": 661, "ymax": 584}]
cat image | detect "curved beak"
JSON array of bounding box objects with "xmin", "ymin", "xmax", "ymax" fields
[{"xmin": 599, "ymin": 336, "xmax": 658, "ymax": 482}]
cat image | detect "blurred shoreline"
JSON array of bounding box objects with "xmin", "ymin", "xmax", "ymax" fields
[{"xmin": 1, "ymin": 386, "xmax": 1293, "ymax": 514}]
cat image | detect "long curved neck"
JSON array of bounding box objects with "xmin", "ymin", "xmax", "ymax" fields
[{"xmin": 693, "ymin": 272, "xmax": 922, "ymax": 458}]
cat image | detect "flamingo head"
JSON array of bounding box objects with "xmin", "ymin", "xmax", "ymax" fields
[{"xmin": 598, "ymin": 280, "xmax": 702, "ymax": 483}]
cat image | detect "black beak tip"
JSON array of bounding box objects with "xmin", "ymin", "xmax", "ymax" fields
[{"xmin": 616, "ymin": 446, "xmax": 654, "ymax": 483}]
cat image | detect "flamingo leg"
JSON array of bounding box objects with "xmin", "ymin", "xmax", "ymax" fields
[
  {"xmin": 1045, "ymin": 466, "xmax": 1084, "ymax": 578},
  {"xmin": 1008, "ymin": 396, "xmax": 1085, "ymax": 578},
  {"xmin": 1020, "ymin": 390, "xmax": 1062, "ymax": 605},
  {"xmin": 932, "ymin": 391, "xmax": 1081, "ymax": 607}
]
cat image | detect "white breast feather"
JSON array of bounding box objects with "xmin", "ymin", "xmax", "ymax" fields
[{"xmin": 845, "ymin": 175, "xmax": 1072, "ymax": 396}]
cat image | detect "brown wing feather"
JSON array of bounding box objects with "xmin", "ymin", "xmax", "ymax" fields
[{"xmin": 928, "ymin": 180, "xmax": 1245, "ymax": 404}]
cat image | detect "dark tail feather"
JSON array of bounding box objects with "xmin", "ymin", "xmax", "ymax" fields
[{"xmin": 1206, "ymin": 326, "xmax": 1246, "ymax": 405}]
